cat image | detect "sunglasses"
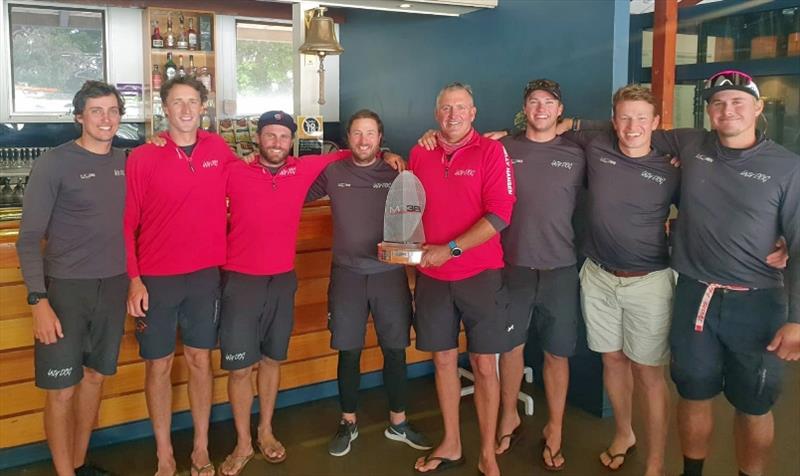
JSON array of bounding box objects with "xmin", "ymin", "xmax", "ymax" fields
[{"xmin": 703, "ymin": 70, "xmax": 760, "ymax": 99}]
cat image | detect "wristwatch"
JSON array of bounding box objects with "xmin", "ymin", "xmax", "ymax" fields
[
  {"xmin": 448, "ymin": 240, "xmax": 463, "ymax": 257},
  {"xmin": 27, "ymin": 292, "xmax": 48, "ymax": 305}
]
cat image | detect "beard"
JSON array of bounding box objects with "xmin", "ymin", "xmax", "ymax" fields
[{"xmin": 258, "ymin": 143, "xmax": 290, "ymax": 166}]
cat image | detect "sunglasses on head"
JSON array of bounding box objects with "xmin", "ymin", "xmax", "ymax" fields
[
  {"xmin": 703, "ymin": 70, "xmax": 760, "ymax": 99},
  {"xmin": 524, "ymin": 80, "xmax": 561, "ymax": 100}
]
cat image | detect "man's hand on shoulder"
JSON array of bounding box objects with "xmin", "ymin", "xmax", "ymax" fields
[
  {"xmin": 483, "ymin": 130, "xmax": 508, "ymax": 140},
  {"xmin": 417, "ymin": 130, "xmax": 438, "ymax": 151},
  {"xmin": 146, "ymin": 135, "xmax": 167, "ymax": 147},
  {"xmin": 383, "ymin": 152, "xmax": 407, "ymax": 171}
]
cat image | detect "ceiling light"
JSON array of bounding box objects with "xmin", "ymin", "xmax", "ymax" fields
[{"xmin": 399, "ymin": 3, "xmax": 412, "ymax": 8}]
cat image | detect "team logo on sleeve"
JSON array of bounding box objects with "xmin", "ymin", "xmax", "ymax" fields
[{"xmin": 503, "ymin": 146, "xmax": 513, "ymax": 195}]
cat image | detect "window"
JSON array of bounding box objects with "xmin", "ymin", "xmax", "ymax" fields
[
  {"xmin": 7, "ymin": 3, "xmax": 106, "ymax": 116},
  {"xmin": 235, "ymin": 21, "xmax": 293, "ymax": 116}
]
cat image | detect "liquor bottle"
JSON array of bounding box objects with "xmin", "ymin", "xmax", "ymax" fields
[
  {"xmin": 164, "ymin": 52, "xmax": 177, "ymax": 80},
  {"xmin": 177, "ymin": 13, "xmax": 188, "ymax": 49},
  {"xmin": 177, "ymin": 55, "xmax": 186, "ymax": 78},
  {"xmin": 152, "ymin": 65, "xmax": 162, "ymax": 90},
  {"xmin": 151, "ymin": 20, "xmax": 164, "ymax": 48},
  {"xmin": 188, "ymin": 18, "xmax": 198, "ymax": 51},
  {"xmin": 188, "ymin": 55, "xmax": 197, "ymax": 77},
  {"xmin": 165, "ymin": 14, "xmax": 175, "ymax": 48},
  {"xmin": 198, "ymin": 66, "xmax": 212, "ymax": 91}
]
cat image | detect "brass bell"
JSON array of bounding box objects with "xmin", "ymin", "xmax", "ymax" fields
[
  {"xmin": 299, "ymin": 7, "xmax": 343, "ymax": 56},
  {"xmin": 299, "ymin": 7, "xmax": 343, "ymax": 105}
]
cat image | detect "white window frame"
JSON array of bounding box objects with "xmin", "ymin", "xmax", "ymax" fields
[{"xmin": 1, "ymin": 1, "xmax": 143, "ymax": 123}]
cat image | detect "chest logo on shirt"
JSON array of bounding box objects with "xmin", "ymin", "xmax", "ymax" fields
[
  {"xmin": 114, "ymin": 169, "xmax": 125, "ymax": 176},
  {"xmin": 640, "ymin": 171, "xmax": 666, "ymax": 185},
  {"xmin": 550, "ymin": 160, "xmax": 574, "ymax": 170},
  {"xmin": 279, "ymin": 167, "xmax": 297, "ymax": 177},
  {"xmin": 510, "ymin": 158, "xmax": 524, "ymax": 165},
  {"xmin": 739, "ymin": 170, "xmax": 771, "ymax": 183},
  {"xmin": 453, "ymin": 169, "xmax": 476, "ymax": 177},
  {"xmin": 695, "ymin": 154, "xmax": 714, "ymax": 163},
  {"xmin": 372, "ymin": 182, "xmax": 392, "ymax": 189},
  {"xmin": 337, "ymin": 182, "xmax": 351, "ymax": 188},
  {"xmin": 599, "ymin": 157, "xmax": 617, "ymax": 166},
  {"xmin": 79, "ymin": 173, "xmax": 96, "ymax": 180},
  {"xmin": 202, "ymin": 160, "xmax": 219, "ymax": 168}
]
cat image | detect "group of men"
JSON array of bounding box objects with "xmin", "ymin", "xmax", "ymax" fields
[{"xmin": 17, "ymin": 68, "xmax": 799, "ymax": 476}]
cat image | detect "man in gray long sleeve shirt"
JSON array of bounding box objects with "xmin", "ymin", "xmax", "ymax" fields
[
  {"xmin": 648, "ymin": 71, "xmax": 800, "ymax": 476},
  {"xmin": 16, "ymin": 81, "xmax": 128, "ymax": 476}
]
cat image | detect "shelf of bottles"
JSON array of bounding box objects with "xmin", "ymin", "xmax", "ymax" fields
[{"xmin": 143, "ymin": 7, "xmax": 216, "ymax": 136}]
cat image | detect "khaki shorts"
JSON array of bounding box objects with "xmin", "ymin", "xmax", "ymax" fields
[{"xmin": 580, "ymin": 259, "xmax": 675, "ymax": 366}]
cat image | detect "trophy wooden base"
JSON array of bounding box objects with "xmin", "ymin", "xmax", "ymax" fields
[{"xmin": 378, "ymin": 242, "xmax": 424, "ymax": 265}]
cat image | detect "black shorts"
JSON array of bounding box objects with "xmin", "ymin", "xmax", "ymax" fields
[
  {"xmin": 219, "ymin": 270, "xmax": 298, "ymax": 369},
  {"xmin": 34, "ymin": 274, "xmax": 128, "ymax": 390},
  {"xmin": 669, "ymin": 274, "xmax": 787, "ymax": 415},
  {"xmin": 503, "ymin": 265, "xmax": 579, "ymax": 356},
  {"xmin": 136, "ymin": 267, "xmax": 221, "ymax": 360},
  {"xmin": 413, "ymin": 269, "xmax": 512, "ymax": 354},
  {"xmin": 328, "ymin": 266, "xmax": 412, "ymax": 351}
]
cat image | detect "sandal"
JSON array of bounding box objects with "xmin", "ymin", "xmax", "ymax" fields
[
  {"xmin": 190, "ymin": 461, "xmax": 215, "ymax": 476},
  {"xmin": 257, "ymin": 438, "xmax": 287, "ymax": 464},
  {"xmin": 600, "ymin": 445, "xmax": 636, "ymax": 471},
  {"xmin": 496, "ymin": 425, "xmax": 524, "ymax": 455},
  {"xmin": 540, "ymin": 437, "xmax": 565, "ymax": 472},
  {"xmin": 219, "ymin": 449, "xmax": 255, "ymax": 476}
]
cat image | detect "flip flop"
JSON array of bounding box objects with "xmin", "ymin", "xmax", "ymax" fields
[
  {"xmin": 219, "ymin": 449, "xmax": 255, "ymax": 476},
  {"xmin": 600, "ymin": 445, "xmax": 636, "ymax": 471},
  {"xmin": 257, "ymin": 439, "xmax": 287, "ymax": 464},
  {"xmin": 496, "ymin": 425, "xmax": 524, "ymax": 455},
  {"xmin": 190, "ymin": 461, "xmax": 215, "ymax": 476},
  {"xmin": 540, "ymin": 438, "xmax": 565, "ymax": 472},
  {"xmin": 414, "ymin": 455, "xmax": 467, "ymax": 473}
]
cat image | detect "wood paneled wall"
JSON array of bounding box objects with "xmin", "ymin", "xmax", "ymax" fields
[{"xmin": 0, "ymin": 203, "xmax": 454, "ymax": 449}]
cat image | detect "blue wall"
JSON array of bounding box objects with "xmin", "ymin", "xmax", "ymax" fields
[{"xmin": 339, "ymin": 0, "xmax": 630, "ymax": 154}]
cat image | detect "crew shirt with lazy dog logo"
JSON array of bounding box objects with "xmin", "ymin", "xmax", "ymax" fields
[
  {"xmin": 18, "ymin": 141, "xmax": 127, "ymax": 293},
  {"xmin": 569, "ymin": 129, "xmax": 680, "ymax": 272},
  {"xmin": 650, "ymin": 129, "xmax": 800, "ymax": 323},
  {"xmin": 500, "ymin": 133, "xmax": 585, "ymax": 270},
  {"xmin": 307, "ymin": 158, "xmax": 402, "ymax": 275},
  {"xmin": 224, "ymin": 151, "xmax": 351, "ymax": 276}
]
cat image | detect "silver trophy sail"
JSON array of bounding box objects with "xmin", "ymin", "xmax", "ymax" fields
[{"xmin": 378, "ymin": 171, "xmax": 426, "ymax": 264}]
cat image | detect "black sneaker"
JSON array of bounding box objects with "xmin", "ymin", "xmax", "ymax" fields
[
  {"xmin": 384, "ymin": 420, "xmax": 433, "ymax": 450},
  {"xmin": 75, "ymin": 463, "xmax": 113, "ymax": 476},
  {"xmin": 328, "ymin": 420, "xmax": 358, "ymax": 456}
]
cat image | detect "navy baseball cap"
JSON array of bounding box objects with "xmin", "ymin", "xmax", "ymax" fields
[{"xmin": 257, "ymin": 110, "xmax": 297, "ymax": 134}]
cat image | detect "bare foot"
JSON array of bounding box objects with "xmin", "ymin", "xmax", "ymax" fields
[
  {"xmin": 478, "ymin": 452, "xmax": 500, "ymax": 476},
  {"xmin": 257, "ymin": 431, "xmax": 286, "ymax": 463},
  {"xmin": 155, "ymin": 454, "xmax": 177, "ymax": 476}
]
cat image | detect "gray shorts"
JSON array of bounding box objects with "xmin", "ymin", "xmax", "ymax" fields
[
  {"xmin": 328, "ymin": 266, "xmax": 412, "ymax": 351},
  {"xmin": 503, "ymin": 265, "xmax": 579, "ymax": 356},
  {"xmin": 219, "ymin": 270, "xmax": 298, "ymax": 369},
  {"xmin": 136, "ymin": 267, "xmax": 221, "ymax": 360},
  {"xmin": 34, "ymin": 273, "xmax": 128, "ymax": 389},
  {"xmin": 413, "ymin": 269, "xmax": 513, "ymax": 354}
]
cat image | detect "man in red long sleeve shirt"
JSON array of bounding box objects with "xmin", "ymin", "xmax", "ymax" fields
[
  {"xmin": 410, "ymin": 83, "xmax": 516, "ymax": 476},
  {"xmin": 125, "ymin": 76, "xmax": 239, "ymax": 476}
]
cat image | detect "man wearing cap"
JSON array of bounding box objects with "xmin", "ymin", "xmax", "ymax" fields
[
  {"xmin": 410, "ymin": 82, "xmax": 515, "ymax": 476},
  {"xmin": 493, "ymin": 79, "xmax": 584, "ymax": 472},
  {"xmin": 217, "ymin": 110, "xmax": 403, "ymax": 475},
  {"xmin": 125, "ymin": 76, "xmax": 240, "ymax": 476},
  {"xmin": 647, "ymin": 71, "xmax": 800, "ymax": 476}
]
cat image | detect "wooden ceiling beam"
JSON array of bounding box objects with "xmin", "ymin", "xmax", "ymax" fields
[{"xmin": 652, "ymin": 0, "xmax": 678, "ymax": 129}]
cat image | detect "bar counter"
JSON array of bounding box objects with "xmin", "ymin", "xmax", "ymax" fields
[{"xmin": 0, "ymin": 202, "xmax": 454, "ymax": 450}]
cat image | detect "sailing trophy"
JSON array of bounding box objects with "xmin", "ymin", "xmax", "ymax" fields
[{"xmin": 378, "ymin": 171, "xmax": 426, "ymax": 264}]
